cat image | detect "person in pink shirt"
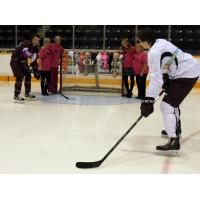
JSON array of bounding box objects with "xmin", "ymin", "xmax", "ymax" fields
[
  {"xmin": 121, "ymin": 38, "xmax": 136, "ymax": 98},
  {"xmin": 133, "ymin": 43, "xmax": 149, "ymax": 99},
  {"xmin": 101, "ymin": 51, "xmax": 109, "ymax": 69},
  {"xmin": 48, "ymin": 35, "xmax": 64, "ymax": 94},
  {"xmin": 38, "ymin": 38, "xmax": 51, "ymax": 96}
]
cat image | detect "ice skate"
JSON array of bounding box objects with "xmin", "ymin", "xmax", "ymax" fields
[
  {"xmin": 126, "ymin": 91, "xmax": 133, "ymax": 98},
  {"xmin": 42, "ymin": 92, "xmax": 50, "ymax": 96},
  {"xmin": 25, "ymin": 93, "xmax": 36, "ymax": 101},
  {"xmin": 14, "ymin": 95, "xmax": 25, "ymax": 104},
  {"xmin": 156, "ymin": 137, "xmax": 180, "ymax": 156}
]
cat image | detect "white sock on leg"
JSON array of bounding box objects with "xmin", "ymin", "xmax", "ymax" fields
[{"xmin": 160, "ymin": 101, "xmax": 177, "ymax": 138}]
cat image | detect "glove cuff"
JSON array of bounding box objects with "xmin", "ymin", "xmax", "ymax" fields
[{"xmin": 142, "ymin": 97, "xmax": 155, "ymax": 104}]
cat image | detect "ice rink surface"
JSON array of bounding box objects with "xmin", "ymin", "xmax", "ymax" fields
[{"xmin": 0, "ymin": 82, "xmax": 200, "ymax": 174}]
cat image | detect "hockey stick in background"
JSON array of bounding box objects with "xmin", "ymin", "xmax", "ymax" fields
[
  {"xmin": 59, "ymin": 91, "xmax": 69, "ymax": 99},
  {"xmin": 49, "ymin": 84, "xmax": 70, "ymax": 100},
  {"xmin": 76, "ymin": 90, "xmax": 165, "ymax": 169}
]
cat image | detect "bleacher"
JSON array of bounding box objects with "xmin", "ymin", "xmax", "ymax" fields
[
  {"xmin": 74, "ymin": 25, "xmax": 103, "ymax": 49},
  {"xmin": 45, "ymin": 25, "xmax": 73, "ymax": 49},
  {"xmin": 0, "ymin": 25, "xmax": 200, "ymax": 54},
  {"xmin": 171, "ymin": 25, "xmax": 200, "ymax": 54},
  {"xmin": 105, "ymin": 25, "xmax": 135, "ymax": 49},
  {"xmin": 0, "ymin": 25, "xmax": 15, "ymax": 48},
  {"xmin": 16, "ymin": 25, "xmax": 42, "ymax": 45}
]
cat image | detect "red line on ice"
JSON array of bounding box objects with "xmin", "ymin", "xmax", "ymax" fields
[{"xmin": 162, "ymin": 130, "xmax": 200, "ymax": 174}]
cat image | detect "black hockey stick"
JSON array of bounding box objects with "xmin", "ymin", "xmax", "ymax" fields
[
  {"xmin": 59, "ymin": 90, "xmax": 78, "ymax": 100},
  {"xmin": 76, "ymin": 90, "xmax": 165, "ymax": 169},
  {"xmin": 50, "ymin": 86, "xmax": 70, "ymax": 100},
  {"xmin": 59, "ymin": 92, "xmax": 69, "ymax": 99}
]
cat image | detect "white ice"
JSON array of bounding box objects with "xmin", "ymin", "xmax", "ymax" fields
[{"xmin": 0, "ymin": 82, "xmax": 200, "ymax": 174}]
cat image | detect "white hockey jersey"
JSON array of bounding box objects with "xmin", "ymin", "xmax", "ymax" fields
[{"xmin": 147, "ymin": 39, "xmax": 200, "ymax": 98}]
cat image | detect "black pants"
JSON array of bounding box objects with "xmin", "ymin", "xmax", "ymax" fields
[
  {"xmin": 163, "ymin": 77, "xmax": 199, "ymax": 107},
  {"xmin": 123, "ymin": 75, "xmax": 135, "ymax": 94},
  {"xmin": 136, "ymin": 74, "xmax": 147, "ymax": 98},
  {"xmin": 92, "ymin": 59, "xmax": 96, "ymax": 72},
  {"xmin": 122, "ymin": 68, "xmax": 135, "ymax": 95},
  {"xmin": 40, "ymin": 71, "xmax": 51, "ymax": 94},
  {"xmin": 10, "ymin": 60, "xmax": 31, "ymax": 96}
]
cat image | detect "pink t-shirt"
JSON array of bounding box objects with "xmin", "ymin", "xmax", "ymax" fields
[
  {"xmin": 48, "ymin": 43, "xmax": 64, "ymax": 68},
  {"xmin": 101, "ymin": 52, "xmax": 108, "ymax": 69},
  {"xmin": 122, "ymin": 46, "xmax": 136, "ymax": 68},
  {"xmin": 38, "ymin": 47, "xmax": 51, "ymax": 71},
  {"xmin": 133, "ymin": 52, "xmax": 149, "ymax": 75}
]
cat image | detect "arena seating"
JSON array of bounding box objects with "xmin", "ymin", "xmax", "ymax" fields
[
  {"xmin": 17, "ymin": 25, "xmax": 42, "ymax": 45},
  {"xmin": 1, "ymin": 25, "xmax": 200, "ymax": 54},
  {"xmin": 105, "ymin": 25, "xmax": 135, "ymax": 49},
  {"xmin": 74, "ymin": 25, "xmax": 103, "ymax": 49},
  {"xmin": 171, "ymin": 25, "xmax": 200, "ymax": 54},
  {"xmin": 138, "ymin": 25, "xmax": 169, "ymax": 39},
  {"xmin": 0, "ymin": 25, "xmax": 15, "ymax": 48},
  {"xmin": 45, "ymin": 25, "xmax": 73, "ymax": 49}
]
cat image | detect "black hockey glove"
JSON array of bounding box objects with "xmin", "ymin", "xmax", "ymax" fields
[
  {"xmin": 20, "ymin": 61, "xmax": 30, "ymax": 75},
  {"xmin": 32, "ymin": 67, "xmax": 41, "ymax": 80},
  {"xmin": 140, "ymin": 97, "xmax": 155, "ymax": 118},
  {"xmin": 162, "ymin": 73, "xmax": 170, "ymax": 91},
  {"xmin": 34, "ymin": 71, "xmax": 40, "ymax": 80}
]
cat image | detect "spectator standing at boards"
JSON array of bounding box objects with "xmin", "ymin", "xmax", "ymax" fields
[
  {"xmin": 38, "ymin": 38, "xmax": 51, "ymax": 96},
  {"xmin": 48, "ymin": 35, "xmax": 64, "ymax": 94},
  {"xmin": 133, "ymin": 43, "xmax": 149, "ymax": 99},
  {"xmin": 121, "ymin": 38, "xmax": 136, "ymax": 98}
]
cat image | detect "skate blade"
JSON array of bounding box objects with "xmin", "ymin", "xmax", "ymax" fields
[
  {"xmin": 25, "ymin": 98, "xmax": 36, "ymax": 101},
  {"xmin": 14, "ymin": 100, "xmax": 25, "ymax": 104},
  {"xmin": 156, "ymin": 150, "xmax": 180, "ymax": 157}
]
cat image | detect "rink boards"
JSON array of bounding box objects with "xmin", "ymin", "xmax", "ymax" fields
[{"xmin": 0, "ymin": 53, "xmax": 200, "ymax": 88}]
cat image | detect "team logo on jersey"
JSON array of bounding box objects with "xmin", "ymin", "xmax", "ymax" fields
[{"xmin": 160, "ymin": 51, "xmax": 179, "ymax": 72}]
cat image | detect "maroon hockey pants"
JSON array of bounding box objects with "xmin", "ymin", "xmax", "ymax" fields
[
  {"xmin": 163, "ymin": 77, "xmax": 199, "ymax": 107},
  {"xmin": 10, "ymin": 60, "xmax": 31, "ymax": 96}
]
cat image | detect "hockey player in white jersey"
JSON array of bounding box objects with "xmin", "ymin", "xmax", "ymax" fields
[{"xmin": 138, "ymin": 28, "xmax": 200, "ymax": 155}]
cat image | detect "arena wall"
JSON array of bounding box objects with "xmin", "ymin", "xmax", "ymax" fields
[{"xmin": 0, "ymin": 54, "xmax": 200, "ymax": 87}]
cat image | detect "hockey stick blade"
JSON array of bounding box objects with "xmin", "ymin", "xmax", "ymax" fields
[
  {"xmin": 76, "ymin": 160, "xmax": 103, "ymax": 169},
  {"xmin": 60, "ymin": 92, "xmax": 76, "ymax": 100},
  {"xmin": 60, "ymin": 92, "xmax": 69, "ymax": 99},
  {"xmin": 75, "ymin": 116, "xmax": 143, "ymax": 169}
]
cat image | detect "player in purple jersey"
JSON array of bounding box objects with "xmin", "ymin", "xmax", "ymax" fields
[{"xmin": 10, "ymin": 34, "xmax": 40, "ymax": 102}]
